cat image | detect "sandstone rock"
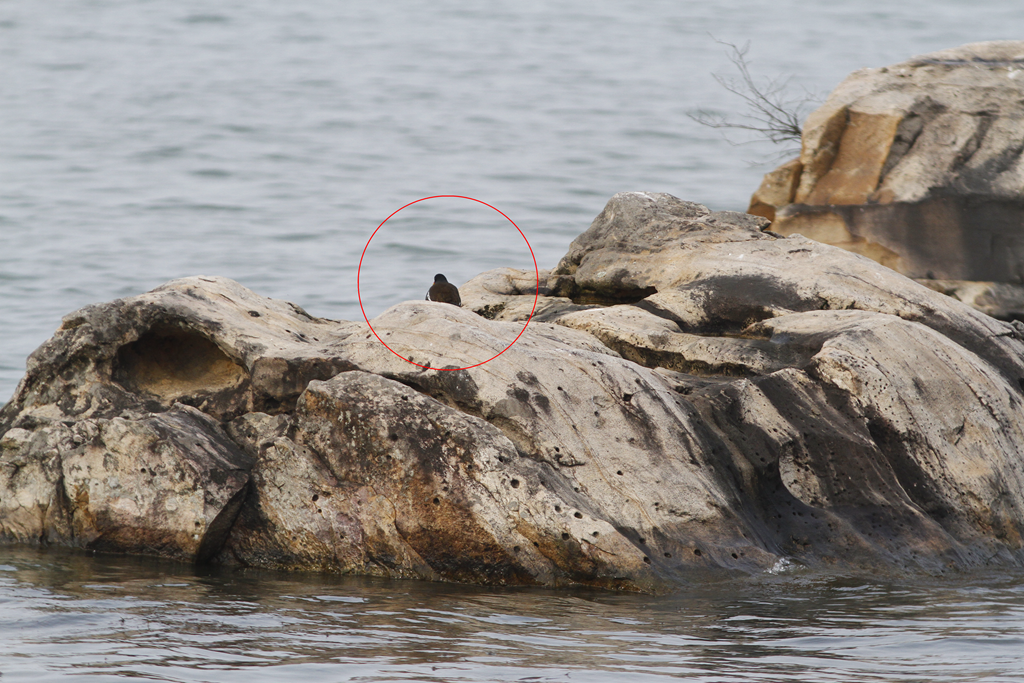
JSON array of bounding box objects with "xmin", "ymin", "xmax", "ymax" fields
[
  {"xmin": 222, "ymin": 372, "xmax": 658, "ymax": 589},
  {"xmin": 747, "ymin": 158, "xmax": 802, "ymax": 223},
  {"xmin": 749, "ymin": 41, "xmax": 1024, "ymax": 297},
  {"xmin": 463, "ymin": 191, "xmax": 1024, "ymax": 571},
  {"xmin": 0, "ymin": 425, "xmax": 74, "ymax": 544},
  {"xmin": 3, "ymin": 191, "xmax": 1024, "ymax": 587},
  {"xmin": 327, "ymin": 303, "xmax": 784, "ymax": 583},
  {"xmin": 916, "ymin": 280, "xmax": 1024, "ymax": 321},
  {"xmin": 1, "ymin": 404, "xmax": 253, "ymax": 562},
  {"xmin": 459, "ymin": 267, "xmax": 587, "ymax": 322},
  {"xmin": 2, "ymin": 276, "xmax": 360, "ymax": 428}
]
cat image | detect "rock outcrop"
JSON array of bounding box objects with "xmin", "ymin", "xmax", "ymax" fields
[
  {"xmin": 4, "ymin": 192, "xmax": 1024, "ymax": 590},
  {"xmin": 748, "ymin": 41, "xmax": 1024, "ymax": 320}
]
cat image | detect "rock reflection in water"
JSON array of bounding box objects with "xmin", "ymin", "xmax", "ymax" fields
[{"xmin": 1, "ymin": 546, "xmax": 1022, "ymax": 682}]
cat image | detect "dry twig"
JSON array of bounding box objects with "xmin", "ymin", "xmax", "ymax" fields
[{"xmin": 690, "ymin": 39, "xmax": 817, "ymax": 154}]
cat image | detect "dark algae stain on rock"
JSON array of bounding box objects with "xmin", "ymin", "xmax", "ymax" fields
[{"xmin": 4, "ymin": 184, "xmax": 1024, "ymax": 590}]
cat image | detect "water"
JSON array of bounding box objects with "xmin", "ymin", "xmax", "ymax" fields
[
  {"xmin": 1, "ymin": 546, "xmax": 1023, "ymax": 683},
  {"xmin": 4, "ymin": 0, "xmax": 1023, "ymax": 401},
  {"xmin": 3, "ymin": 1, "xmax": 1024, "ymax": 678}
]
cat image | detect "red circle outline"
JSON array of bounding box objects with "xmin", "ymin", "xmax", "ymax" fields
[{"xmin": 357, "ymin": 195, "xmax": 540, "ymax": 371}]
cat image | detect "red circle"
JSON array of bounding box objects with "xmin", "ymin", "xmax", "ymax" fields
[{"xmin": 357, "ymin": 195, "xmax": 540, "ymax": 371}]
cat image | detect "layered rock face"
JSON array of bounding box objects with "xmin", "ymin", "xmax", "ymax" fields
[
  {"xmin": 4, "ymin": 192, "xmax": 1024, "ymax": 590},
  {"xmin": 749, "ymin": 41, "xmax": 1024, "ymax": 319}
]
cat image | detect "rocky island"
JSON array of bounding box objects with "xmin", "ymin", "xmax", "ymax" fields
[
  {"xmin": 3, "ymin": 190, "xmax": 1024, "ymax": 592},
  {"xmin": 4, "ymin": 42, "xmax": 1024, "ymax": 592}
]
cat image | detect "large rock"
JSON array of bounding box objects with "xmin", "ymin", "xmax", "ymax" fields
[
  {"xmin": 466, "ymin": 192, "xmax": 1024, "ymax": 572},
  {"xmin": 3, "ymin": 192, "xmax": 1024, "ymax": 588},
  {"xmin": 0, "ymin": 405, "xmax": 252, "ymax": 562},
  {"xmin": 222, "ymin": 372, "xmax": 657, "ymax": 589},
  {"xmin": 4, "ymin": 276, "xmax": 360, "ymax": 427},
  {"xmin": 748, "ymin": 41, "xmax": 1024, "ymax": 319}
]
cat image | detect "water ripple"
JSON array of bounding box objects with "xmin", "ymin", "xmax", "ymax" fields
[{"xmin": 0, "ymin": 548, "xmax": 1022, "ymax": 682}]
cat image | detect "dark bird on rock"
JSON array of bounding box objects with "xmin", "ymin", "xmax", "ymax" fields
[{"xmin": 426, "ymin": 273, "xmax": 461, "ymax": 306}]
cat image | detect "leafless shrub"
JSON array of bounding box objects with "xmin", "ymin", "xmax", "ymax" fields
[{"xmin": 690, "ymin": 39, "xmax": 818, "ymax": 158}]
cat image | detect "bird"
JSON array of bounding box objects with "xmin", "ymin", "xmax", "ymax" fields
[{"xmin": 426, "ymin": 273, "xmax": 461, "ymax": 306}]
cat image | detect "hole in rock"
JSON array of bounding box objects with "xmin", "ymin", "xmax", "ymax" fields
[
  {"xmin": 433, "ymin": 497, "xmax": 441, "ymax": 505},
  {"xmin": 616, "ymin": 470, "xmax": 623, "ymax": 476},
  {"xmin": 555, "ymin": 505, "xmax": 562, "ymax": 512},
  {"xmin": 643, "ymin": 556, "xmax": 651, "ymax": 564},
  {"xmin": 574, "ymin": 512, "xmax": 582, "ymax": 519},
  {"xmin": 693, "ymin": 548, "xmax": 702, "ymax": 556},
  {"xmin": 312, "ymin": 494, "xmax": 319, "ymax": 502},
  {"xmin": 510, "ymin": 479, "xmax": 520, "ymax": 488},
  {"xmin": 114, "ymin": 324, "xmax": 246, "ymax": 401},
  {"xmin": 561, "ymin": 532, "xmax": 570, "ymax": 540}
]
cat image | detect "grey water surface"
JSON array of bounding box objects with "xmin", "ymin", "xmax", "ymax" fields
[
  {"xmin": 4, "ymin": 0, "xmax": 1022, "ymax": 402},
  {"xmin": 3, "ymin": 1, "xmax": 1024, "ymax": 680},
  {"xmin": 2, "ymin": 546, "xmax": 1023, "ymax": 683}
]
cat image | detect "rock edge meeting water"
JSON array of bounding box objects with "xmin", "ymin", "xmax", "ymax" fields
[{"xmin": 3, "ymin": 1, "xmax": 1024, "ymax": 681}]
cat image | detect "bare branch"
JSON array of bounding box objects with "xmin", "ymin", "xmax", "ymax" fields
[{"xmin": 690, "ymin": 38, "xmax": 818, "ymax": 154}]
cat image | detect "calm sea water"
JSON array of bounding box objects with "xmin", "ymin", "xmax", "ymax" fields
[
  {"xmin": 2, "ymin": 546, "xmax": 1023, "ymax": 683},
  {"xmin": 3, "ymin": 1, "xmax": 1024, "ymax": 679}
]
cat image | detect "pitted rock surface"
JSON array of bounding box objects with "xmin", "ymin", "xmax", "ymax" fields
[{"xmin": 3, "ymin": 191, "xmax": 1024, "ymax": 590}]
